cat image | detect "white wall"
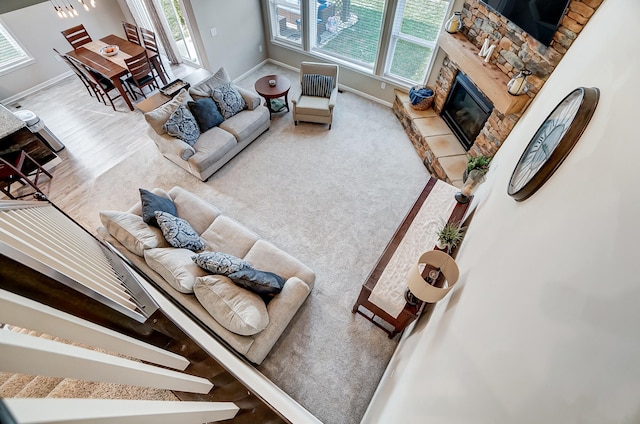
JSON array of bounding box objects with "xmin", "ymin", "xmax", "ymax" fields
[
  {"xmin": 363, "ymin": 0, "xmax": 640, "ymax": 422},
  {"xmin": 0, "ymin": 0, "xmax": 126, "ymax": 100}
]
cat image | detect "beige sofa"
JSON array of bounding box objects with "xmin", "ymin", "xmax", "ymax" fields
[
  {"xmin": 98, "ymin": 187, "xmax": 315, "ymax": 364},
  {"xmin": 144, "ymin": 67, "xmax": 270, "ymax": 181}
]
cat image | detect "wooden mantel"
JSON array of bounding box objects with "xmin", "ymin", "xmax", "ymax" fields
[{"xmin": 438, "ymin": 31, "xmax": 529, "ymax": 115}]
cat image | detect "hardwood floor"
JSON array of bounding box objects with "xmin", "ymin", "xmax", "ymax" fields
[{"xmin": 3, "ymin": 63, "xmax": 194, "ymax": 218}]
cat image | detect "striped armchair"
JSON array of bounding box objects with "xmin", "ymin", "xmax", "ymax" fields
[{"xmin": 292, "ymin": 62, "xmax": 339, "ymax": 129}]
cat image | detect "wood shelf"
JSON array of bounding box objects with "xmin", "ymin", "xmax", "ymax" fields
[{"xmin": 438, "ymin": 31, "xmax": 529, "ymax": 115}]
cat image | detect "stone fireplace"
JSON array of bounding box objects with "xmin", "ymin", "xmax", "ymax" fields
[{"xmin": 393, "ymin": 0, "xmax": 602, "ymax": 185}]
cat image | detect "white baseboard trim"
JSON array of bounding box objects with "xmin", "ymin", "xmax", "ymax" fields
[
  {"xmin": 234, "ymin": 59, "xmax": 270, "ymax": 83},
  {"xmin": 1, "ymin": 71, "xmax": 74, "ymax": 106},
  {"xmin": 266, "ymin": 59, "xmax": 392, "ymax": 108}
]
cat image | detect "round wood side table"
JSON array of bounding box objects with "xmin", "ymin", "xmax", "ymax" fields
[{"xmin": 254, "ymin": 75, "xmax": 291, "ymax": 118}]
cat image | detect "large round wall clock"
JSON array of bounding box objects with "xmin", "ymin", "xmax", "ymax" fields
[{"xmin": 507, "ymin": 86, "xmax": 599, "ymax": 201}]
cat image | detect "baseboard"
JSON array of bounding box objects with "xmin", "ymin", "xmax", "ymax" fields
[
  {"xmin": 266, "ymin": 58, "xmax": 392, "ymax": 108},
  {"xmin": 1, "ymin": 71, "xmax": 74, "ymax": 106},
  {"xmin": 234, "ymin": 59, "xmax": 270, "ymax": 83}
]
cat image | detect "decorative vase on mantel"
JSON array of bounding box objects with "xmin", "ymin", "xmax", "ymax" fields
[{"xmin": 445, "ymin": 12, "xmax": 463, "ymax": 34}]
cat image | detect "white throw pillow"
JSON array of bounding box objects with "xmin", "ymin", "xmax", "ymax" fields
[
  {"xmin": 193, "ymin": 275, "xmax": 269, "ymax": 336},
  {"xmin": 144, "ymin": 247, "xmax": 208, "ymax": 293},
  {"xmin": 99, "ymin": 210, "xmax": 168, "ymax": 257}
]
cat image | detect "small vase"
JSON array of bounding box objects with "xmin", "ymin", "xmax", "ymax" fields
[
  {"xmin": 436, "ymin": 240, "xmax": 448, "ymax": 250},
  {"xmin": 445, "ymin": 12, "xmax": 463, "ymax": 34}
]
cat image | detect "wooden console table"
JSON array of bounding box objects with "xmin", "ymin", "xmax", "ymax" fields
[{"xmin": 352, "ymin": 177, "xmax": 471, "ymax": 337}]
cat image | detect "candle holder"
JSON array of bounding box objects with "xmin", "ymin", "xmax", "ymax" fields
[{"xmin": 455, "ymin": 169, "xmax": 486, "ymax": 203}]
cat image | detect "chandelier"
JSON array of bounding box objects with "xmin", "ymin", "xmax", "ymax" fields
[{"xmin": 50, "ymin": 0, "xmax": 97, "ymax": 18}]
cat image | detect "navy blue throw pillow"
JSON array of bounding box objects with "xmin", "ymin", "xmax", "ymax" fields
[
  {"xmin": 228, "ymin": 268, "xmax": 286, "ymax": 296},
  {"xmin": 139, "ymin": 188, "xmax": 177, "ymax": 227},
  {"xmin": 188, "ymin": 98, "xmax": 224, "ymax": 132}
]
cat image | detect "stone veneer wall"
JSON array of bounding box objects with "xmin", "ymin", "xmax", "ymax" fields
[{"xmin": 432, "ymin": 0, "xmax": 602, "ymax": 157}]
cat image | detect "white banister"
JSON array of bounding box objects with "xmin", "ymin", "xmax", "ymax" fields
[
  {"xmin": 0, "ymin": 331, "xmax": 213, "ymax": 394},
  {"xmin": 3, "ymin": 399, "xmax": 239, "ymax": 424},
  {"xmin": 0, "ymin": 289, "xmax": 189, "ymax": 371}
]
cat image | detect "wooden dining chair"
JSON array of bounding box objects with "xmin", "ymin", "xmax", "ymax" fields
[
  {"xmin": 123, "ymin": 51, "xmax": 159, "ymax": 99},
  {"xmin": 140, "ymin": 27, "xmax": 169, "ymax": 82},
  {"xmin": 61, "ymin": 24, "xmax": 92, "ymax": 50},
  {"xmin": 0, "ymin": 151, "xmax": 53, "ymax": 200},
  {"xmin": 53, "ymin": 48, "xmax": 97, "ymax": 100},
  {"xmin": 70, "ymin": 59, "xmax": 124, "ymax": 111},
  {"xmin": 122, "ymin": 21, "xmax": 141, "ymax": 45}
]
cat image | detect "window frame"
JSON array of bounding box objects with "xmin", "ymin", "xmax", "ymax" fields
[
  {"xmin": 268, "ymin": 0, "xmax": 304, "ymax": 48},
  {"xmin": 383, "ymin": 0, "xmax": 452, "ymax": 85},
  {"xmin": 0, "ymin": 18, "xmax": 35, "ymax": 77}
]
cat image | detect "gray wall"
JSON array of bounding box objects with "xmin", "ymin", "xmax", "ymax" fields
[
  {"xmin": 185, "ymin": 0, "xmax": 267, "ymax": 79},
  {"xmin": 0, "ymin": 0, "xmax": 126, "ymax": 100}
]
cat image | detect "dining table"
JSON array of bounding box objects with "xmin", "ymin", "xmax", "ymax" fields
[{"xmin": 65, "ymin": 34, "xmax": 168, "ymax": 111}]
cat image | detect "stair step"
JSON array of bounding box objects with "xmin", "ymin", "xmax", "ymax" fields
[
  {"xmin": 47, "ymin": 378, "xmax": 99, "ymax": 398},
  {"xmin": 0, "ymin": 374, "xmax": 37, "ymax": 397},
  {"xmin": 15, "ymin": 376, "xmax": 64, "ymax": 398}
]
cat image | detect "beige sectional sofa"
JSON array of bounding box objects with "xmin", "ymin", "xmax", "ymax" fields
[
  {"xmin": 144, "ymin": 67, "xmax": 270, "ymax": 181},
  {"xmin": 98, "ymin": 187, "xmax": 315, "ymax": 364}
]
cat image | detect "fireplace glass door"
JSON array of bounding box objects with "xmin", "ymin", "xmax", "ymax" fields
[{"xmin": 442, "ymin": 72, "xmax": 493, "ymax": 151}]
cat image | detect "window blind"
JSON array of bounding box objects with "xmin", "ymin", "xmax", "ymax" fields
[{"xmin": 0, "ymin": 20, "xmax": 32, "ymax": 74}]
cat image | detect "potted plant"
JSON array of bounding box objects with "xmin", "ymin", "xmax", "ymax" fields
[
  {"xmin": 463, "ymin": 155, "xmax": 492, "ymax": 182},
  {"xmin": 436, "ymin": 221, "xmax": 465, "ymax": 252}
]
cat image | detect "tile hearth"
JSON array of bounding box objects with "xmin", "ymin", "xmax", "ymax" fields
[{"xmin": 393, "ymin": 90, "xmax": 467, "ymax": 188}]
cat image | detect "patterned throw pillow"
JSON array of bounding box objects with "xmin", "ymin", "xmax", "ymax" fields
[
  {"xmin": 155, "ymin": 211, "xmax": 205, "ymax": 252},
  {"xmin": 192, "ymin": 251, "xmax": 253, "ymax": 276},
  {"xmin": 162, "ymin": 104, "xmax": 200, "ymax": 146},
  {"xmin": 301, "ymin": 74, "xmax": 334, "ymax": 98},
  {"xmin": 211, "ymin": 82, "xmax": 246, "ymax": 119}
]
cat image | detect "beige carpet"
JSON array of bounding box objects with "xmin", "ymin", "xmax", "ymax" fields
[{"xmin": 59, "ymin": 64, "xmax": 430, "ymax": 424}]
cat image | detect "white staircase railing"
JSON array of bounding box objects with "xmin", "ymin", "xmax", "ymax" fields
[
  {"xmin": 2, "ymin": 399, "xmax": 239, "ymax": 424},
  {"xmin": 0, "ymin": 289, "xmax": 188, "ymax": 371}
]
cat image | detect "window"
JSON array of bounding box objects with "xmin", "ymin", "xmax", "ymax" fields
[
  {"xmin": 385, "ymin": 0, "xmax": 450, "ymax": 84},
  {"xmin": 0, "ymin": 19, "xmax": 34, "ymax": 76},
  {"xmin": 269, "ymin": 0, "xmax": 303, "ymax": 46},
  {"xmin": 312, "ymin": 0, "xmax": 386, "ymax": 70}
]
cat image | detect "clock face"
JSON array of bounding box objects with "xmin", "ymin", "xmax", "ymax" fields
[{"xmin": 508, "ymin": 87, "xmax": 599, "ymax": 201}]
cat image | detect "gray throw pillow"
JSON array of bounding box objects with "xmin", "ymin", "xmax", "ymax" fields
[
  {"xmin": 162, "ymin": 104, "xmax": 200, "ymax": 146},
  {"xmin": 155, "ymin": 211, "xmax": 205, "ymax": 252},
  {"xmin": 188, "ymin": 98, "xmax": 224, "ymax": 132},
  {"xmin": 301, "ymin": 74, "xmax": 334, "ymax": 98},
  {"xmin": 228, "ymin": 268, "xmax": 286, "ymax": 296},
  {"xmin": 211, "ymin": 82, "xmax": 246, "ymax": 119},
  {"xmin": 139, "ymin": 188, "xmax": 177, "ymax": 227},
  {"xmin": 192, "ymin": 251, "xmax": 253, "ymax": 276}
]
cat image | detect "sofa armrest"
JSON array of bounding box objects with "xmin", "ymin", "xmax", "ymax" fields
[
  {"xmin": 237, "ymin": 86, "xmax": 261, "ymax": 110},
  {"xmin": 147, "ymin": 127, "xmax": 195, "ymax": 161},
  {"xmin": 246, "ymin": 277, "xmax": 311, "ymax": 364}
]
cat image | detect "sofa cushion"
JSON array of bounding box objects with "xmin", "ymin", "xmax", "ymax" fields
[
  {"xmin": 200, "ymin": 215, "xmax": 259, "ymax": 258},
  {"xmin": 189, "ymin": 67, "xmax": 231, "ymax": 100},
  {"xmin": 192, "ymin": 251, "xmax": 253, "ymax": 275},
  {"xmin": 228, "ymin": 268, "xmax": 286, "ymax": 296},
  {"xmin": 145, "ymin": 247, "xmax": 208, "ymax": 293},
  {"xmin": 194, "ymin": 275, "xmax": 269, "ymax": 336},
  {"xmin": 140, "ymin": 188, "xmax": 177, "ymax": 227},
  {"xmin": 168, "ymin": 187, "xmax": 221, "ymax": 234},
  {"xmin": 145, "ymin": 89, "xmax": 193, "ymax": 135},
  {"xmin": 294, "ymin": 96, "xmax": 332, "ymax": 116},
  {"xmin": 155, "ymin": 211, "xmax": 205, "ymax": 252},
  {"xmin": 163, "ymin": 104, "xmax": 200, "ymax": 146},
  {"xmin": 301, "ymin": 74, "xmax": 334, "ymax": 98},
  {"xmin": 244, "ymin": 239, "xmax": 316, "ymax": 285},
  {"xmin": 211, "ymin": 83, "xmax": 246, "ymax": 119},
  {"xmin": 218, "ymin": 106, "xmax": 269, "ymax": 142},
  {"xmin": 189, "ymin": 127, "xmax": 237, "ymax": 173},
  {"xmin": 99, "ymin": 210, "xmax": 168, "ymax": 257},
  {"xmin": 188, "ymin": 97, "xmax": 224, "ymax": 132}
]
